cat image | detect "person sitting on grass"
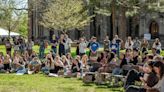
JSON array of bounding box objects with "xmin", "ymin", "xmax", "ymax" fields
[
  {"xmin": 0, "ymin": 52, "xmax": 4, "ymax": 72},
  {"xmin": 98, "ymin": 52, "xmax": 116, "ymax": 73},
  {"xmin": 126, "ymin": 61, "xmax": 159, "ymax": 92},
  {"xmin": 152, "ymin": 38, "xmax": 161, "ymax": 55},
  {"xmin": 53, "ymin": 55, "xmax": 64, "ymax": 74},
  {"xmin": 66, "ymin": 53, "xmax": 73, "ymax": 65},
  {"xmin": 22, "ymin": 51, "xmax": 30, "ymax": 66},
  {"xmin": 28, "ymin": 57, "xmax": 41, "ymax": 74},
  {"xmin": 112, "ymin": 52, "xmax": 127, "ymax": 75},
  {"xmin": 29, "ymin": 51, "xmax": 37, "ymax": 61},
  {"xmin": 42, "ymin": 53, "xmax": 55, "ymax": 75},
  {"xmin": 125, "ymin": 36, "xmax": 134, "ymax": 50},
  {"xmin": 81, "ymin": 55, "xmax": 89, "ymax": 70},
  {"xmin": 12, "ymin": 53, "xmax": 26, "ymax": 74},
  {"xmin": 151, "ymin": 61, "xmax": 164, "ymax": 92},
  {"xmin": 71, "ymin": 58, "xmax": 81, "ymax": 76},
  {"xmin": 3, "ymin": 54, "xmax": 12, "ymax": 73},
  {"xmin": 141, "ymin": 38, "xmax": 149, "ymax": 54},
  {"xmin": 61, "ymin": 55, "xmax": 71, "ymax": 75},
  {"xmin": 129, "ymin": 48, "xmax": 141, "ymax": 65}
]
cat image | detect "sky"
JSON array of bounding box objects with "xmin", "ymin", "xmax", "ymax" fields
[{"xmin": 16, "ymin": 0, "xmax": 27, "ymax": 9}]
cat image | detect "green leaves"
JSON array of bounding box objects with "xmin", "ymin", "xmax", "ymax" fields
[{"xmin": 40, "ymin": 0, "xmax": 93, "ymax": 33}]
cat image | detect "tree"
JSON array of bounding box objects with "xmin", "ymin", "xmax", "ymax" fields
[
  {"xmin": 18, "ymin": 14, "xmax": 28, "ymax": 38},
  {"xmin": 40, "ymin": 0, "xmax": 93, "ymax": 33},
  {"xmin": 0, "ymin": 0, "xmax": 26, "ymax": 37}
]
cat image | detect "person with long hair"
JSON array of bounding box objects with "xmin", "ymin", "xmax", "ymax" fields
[
  {"xmin": 59, "ymin": 34, "xmax": 66, "ymax": 57},
  {"xmin": 141, "ymin": 38, "xmax": 149, "ymax": 54},
  {"xmin": 79, "ymin": 37, "xmax": 87, "ymax": 57},
  {"xmin": 126, "ymin": 61, "xmax": 159, "ymax": 92},
  {"xmin": 28, "ymin": 57, "xmax": 41, "ymax": 74},
  {"xmin": 54, "ymin": 55, "xmax": 64, "ymax": 74},
  {"xmin": 5, "ymin": 39, "xmax": 12, "ymax": 56},
  {"xmin": 3, "ymin": 54, "xmax": 11, "ymax": 73},
  {"xmin": 152, "ymin": 61, "xmax": 164, "ymax": 92},
  {"xmin": 125, "ymin": 36, "xmax": 133, "ymax": 50},
  {"xmin": 152, "ymin": 38, "xmax": 161, "ymax": 55},
  {"xmin": 66, "ymin": 53, "xmax": 73, "ymax": 65}
]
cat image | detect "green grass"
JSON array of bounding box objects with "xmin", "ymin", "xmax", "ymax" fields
[{"xmin": 0, "ymin": 74, "xmax": 124, "ymax": 92}]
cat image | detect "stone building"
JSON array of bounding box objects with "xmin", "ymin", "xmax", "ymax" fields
[{"xmin": 28, "ymin": 1, "xmax": 164, "ymax": 43}]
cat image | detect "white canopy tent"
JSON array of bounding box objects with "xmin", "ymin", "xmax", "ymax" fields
[{"xmin": 0, "ymin": 28, "xmax": 20, "ymax": 37}]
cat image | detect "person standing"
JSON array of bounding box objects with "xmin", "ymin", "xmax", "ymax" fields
[
  {"xmin": 89, "ymin": 37, "xmax": 100, "ymax": 62},
  {"xmin": 27, "ymin": 39, "xmax": 34, "ymax": 56},
  {"xmin": 13, "ymin": 38, "xmax": 19, "ymax": 53},
  {"xmin": 59, "ymin": 34, "xmax": 66, "ymax": 57},
  {"xmin": 79, "ymin": 37, "xmax": 87, "ymax": 57},
  {"xmin": 112, "ymin": 35, "xmax": 122, "ymax": 57},
  {"xmin": 39, "ymin": 38, "xmax": 46, "ymax": 59},
  {"xmin": 5, "ymin": 39, "xmax": 12, "ymax": 56},
  {"xmin": 51, "ymin": 34, "xmax": 58, "ymax": 55},
  {"xmin": 64, "ymin": 34, "xmax": 72, "ymax": 54},
  {"xmin": 104, "ymin": 36, "xmax": 110, "ymax": 51}
]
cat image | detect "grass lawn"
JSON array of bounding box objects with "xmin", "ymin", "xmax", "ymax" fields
[{"xmin": 0, "ymin": 74, "xmax": 124, "ymax": 92}]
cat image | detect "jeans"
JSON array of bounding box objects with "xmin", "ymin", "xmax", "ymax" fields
[{"xmin": 16, "ymin": 66, "xmax": 26, "ymax": 74}]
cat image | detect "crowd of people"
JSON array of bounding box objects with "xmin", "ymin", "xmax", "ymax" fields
[{"xmin": 0, "ymin": 34, "xmax": 163, "ymax": 92}]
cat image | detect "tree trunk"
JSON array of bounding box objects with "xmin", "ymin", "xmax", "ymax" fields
[
  {"xmin": 28, "ymin": 0, "xmax": 33, "ymax": 41},
  {"xmin": 111, "ymin": 0, "xmax": 116, "ymax": 38},
  {"xmin": 118, "ymin": 6, "xmax": 127, "ymax": 41},
  {"xmin": 8, "ymin": 29, "xmax": 11, "ymax": 38}
]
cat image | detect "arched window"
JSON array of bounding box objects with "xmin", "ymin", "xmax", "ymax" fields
[{"xmin": 149, "ymin": 21, "xmax": 159, "ymax": 39}]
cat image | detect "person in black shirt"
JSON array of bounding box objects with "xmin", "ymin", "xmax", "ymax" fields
[{"xmin": 59, "ymin": 34, "xmax": 66, "ymax": 57}]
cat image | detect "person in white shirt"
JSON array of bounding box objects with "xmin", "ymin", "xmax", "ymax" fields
[
  {"xmin": 64, "ymin": 34, "xmax": 72, "ymax": 54},
  {"xmin": 125, "ymin": 36, "xmax": 134, "ymax": 50},
  {"xmin": 152, "ymin": 38, "xmax": 161, "ymax": 54},
  {"xmin": 79, "ymin": 37, "xmax": 87, "ymax": 57}
]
